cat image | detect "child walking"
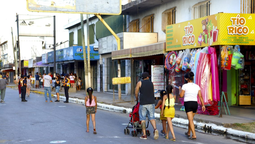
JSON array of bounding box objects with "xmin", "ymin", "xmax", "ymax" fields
[
  {"xmin": 85, "ymin": 87, "xmax": 97, "ymax": 134},
  {"xmin": 155, "ymin": 90, "xmax": 167, "ymax": 136},
  {"xmin": 161, "ymin": 85, "xmax": 176, "ymax": 141}
]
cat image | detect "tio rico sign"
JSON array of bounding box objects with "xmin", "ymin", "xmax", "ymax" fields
[{"xmin": 182, "ymin": 23, "xmax": 195, "ymax": 46}]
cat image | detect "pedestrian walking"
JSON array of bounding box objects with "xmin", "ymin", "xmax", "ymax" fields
[
  {"xmin": 135, "ymin": 72, "xmax": 159, "ymax": 140},
  {"xmin": 43, "ymin": 72, "xmax": 52, "ymax": 102},
  {"xmin": 179, "ymin": 71, "xmax": 206, "ymax": 140},
  {"xmin": 161, "ymin": 85, "xmax": 176, "ymax": 141},
  {"xmin": 63, "ymin": 74, "xmax": 70, "ymax": 103},
  {"xmin": 55, "ymin": 76, "xmax": 60, "ymax": 102},
  {"xmin": 20, "ymin": 75, "xmax": 27, "ymax": 102},
  {"xmin": 155, "ymin": 90, "xmax": 167, "ymax": 137},
  {"xmin": 85, "ymin": 87, "xmax": 97, "ymax": 134},
  {"xmin": 42, "ymin": 73, "xmax": 46, "ymax": 88},
  {"xmin": 35, "ymin": 72, "xmax": 39, "ymax": 88},
  {"xmin": 26, "ymin": 75, "xmax": 32, "ymax": 97},
  {"xmin": 0, "ymin": 75, "xmax": 8, "ymax": 103},
  {"xmin": 77, "ymin": 77, "xmax": 82, "ymax": 91},
  {"xmin": 18, "ymin": 75, "xmax": 21, "ymax": 98}
]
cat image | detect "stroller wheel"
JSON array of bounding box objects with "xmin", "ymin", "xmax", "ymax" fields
[
  {"xmin": 134, "ymin": 131, "xmax": 137, "ymax": 136},
  {"xmin": 124, "ymin": 129, "xmax": 127, "ymax": 135},
  {"xmin": 127, "ymin": 129, "xmax": 130, "ymax": 135},
  {"xmin": 146, "ymin": 130, "xmax": 150, "ymax": 136}
]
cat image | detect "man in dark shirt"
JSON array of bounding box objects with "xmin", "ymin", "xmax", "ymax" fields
[
  {"xmin": 135, "ymin": 72, "xmax": 158, "ymax": 140},
  {"xmin": 20, "ymin": 75, "xmax": 27, "ymax": 102},
  {"xmin": 35, "ymin": 72, "xmax": 39, "ymax": 89}
]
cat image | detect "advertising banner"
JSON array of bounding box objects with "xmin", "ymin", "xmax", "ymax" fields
[
  {"xmin": 151, "ymin": 65, "xmax": 165, "ymax": 97},
  {"xmin": 28, "ymin": 59, "xmax": 34, "ymax": 68},
  {"xmin": 42, "ymin": 53, "xmax": 47, "ymax": 63},
  {"xmin": 56, "ymin": 49, "xmax": 64, "ymax": 62},
  {"xmin": 47, "ymin": 51, "xmax": 54, "ymax": 63},
  {"xmin": 166, "ymin": 13, "xmax": 255, "ymax": 51},
  {"xmin": 73, "ymin": 46, "xmax": 99, "ymax": 60},
  {"xmin": 63, "ymin": 47, "xmax": 73, "ymax": 61},
  {"xmin": 23, "ymin": 60, "xmax": 29, "ymax": 67}
]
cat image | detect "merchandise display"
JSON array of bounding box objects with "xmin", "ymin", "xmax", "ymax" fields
[{"xmin": 208, "ymin": 47, "xmax": 220, "ymax": 102}]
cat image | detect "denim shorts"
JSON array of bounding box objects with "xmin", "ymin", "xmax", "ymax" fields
[
  {"xmin": 56, "ymin": 86, "xmax": 60, "ymax": 93},
  {"xmin": 139, "ymin": 104, "xmax": 155, "ymax": 121}
]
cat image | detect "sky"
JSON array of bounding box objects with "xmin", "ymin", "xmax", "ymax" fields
[{"xmin": 0, "ymin": 0, "xmax": 80, "ymax": 42}]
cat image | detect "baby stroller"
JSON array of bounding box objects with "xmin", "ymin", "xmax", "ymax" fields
[{"xmin": 124, "ymin": 102, "xmax": 150, "ymax": 137}]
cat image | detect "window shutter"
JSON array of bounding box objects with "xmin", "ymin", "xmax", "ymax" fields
[
  {"xmin": 89, "ymin": 24, "xmax": 95, "ymax": 44},
  {"xmin": 78, "ymin": 29, "xmax": 82, "ymax": 46},
  {"xmin": 69, "ymin": 32, "xmax": 74, "ymax": 47}
]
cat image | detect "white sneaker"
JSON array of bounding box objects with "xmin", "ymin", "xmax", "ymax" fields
[
  {"xmin": 154, "ymin": 129, "xmax": 159, "ymax": 140},
  {"xmin": 19, "ymin": 94, "xmax": 21, "ymax": 98}
]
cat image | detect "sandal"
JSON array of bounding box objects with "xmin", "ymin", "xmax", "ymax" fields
[
  {"xmin": 189, "ymin": 137, "xmax": 196, "ymax": 140},
  {"xmin": 170, "ymin": 138, "xmax": 176, "ymax": 142},
  {"xmin": 93, "ymin": 129, "xmax": 97, "ymax": 134},
  {"xmin": 185, "ymin": 132, "xmax": 190, "ymax": 137},
  {"xmin": 86, "ymin": 130, "xmax": 89, "ymax": 133},
  {"xmin": 165, "ymin": 136, "xmax": 169, "ymax": 139}
]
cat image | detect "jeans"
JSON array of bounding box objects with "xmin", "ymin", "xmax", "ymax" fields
[
  {"xmin": 139, "ymin": 104, "xmax": 155, "ymax": 121},
  {"xmin": 44, "ymin": 87, "xmax": 52, "ymax": 101},
  {"xmin": 64, "ymin": 86, "xmax": 69, "ymax": 102},
  {"xmin": 55, "ymin": 86, "xmax": 60, "ymax": 93},
  {"xmin": 0, "ymin": 88, "xmax": 6, "ymax": 101}
]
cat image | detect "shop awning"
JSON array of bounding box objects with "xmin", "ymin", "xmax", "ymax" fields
[
  {"xmin": 112, "ymin": 41, "xmax": 165, "ymax": 60},
  {"xmin": 1, "ymin": 68, "xmax": 14, "ymax": 72}
]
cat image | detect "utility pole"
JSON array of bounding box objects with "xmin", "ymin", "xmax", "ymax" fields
[
  {"xmin": 80, "ymin": 14, "xmax": 88, "ymax": 89},
  {"xmin": 11, "ymin": 27, "xmax": 18, "ymax": 80},
  {"xmin": 16, "ymin": 14, "xmax": 21, "ymax": 76},
  {"xmin": 53, "ymin": 15, "xmax": 56, "ymax": 76},
  {"xmin": 86, "ymin": 14, "xmax": 91, "ymax": 87}
]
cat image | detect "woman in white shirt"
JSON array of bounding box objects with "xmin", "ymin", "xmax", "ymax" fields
[
  {"xmin": 179, "ymin": 72, "xmax": 205, "ymax": 140},
  {"xmin": 69, "ymin": 73, "xmax": 75, "ymax": 88}
]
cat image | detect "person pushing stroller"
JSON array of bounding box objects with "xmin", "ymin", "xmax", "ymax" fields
[{"xmin": 135, "ymin": 72, "xmax": 159, "ymax": 140}]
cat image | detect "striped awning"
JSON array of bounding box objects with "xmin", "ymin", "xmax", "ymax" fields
[{"xmin": 112, "ymin": 41, "xmax": 165, "ymax": 60}]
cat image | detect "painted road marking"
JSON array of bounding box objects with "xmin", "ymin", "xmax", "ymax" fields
[
  {"xmin": 58, "ymin": 106, "xmax": 66, "ymax": 107},
  {"xmin": 181, "ymin": 140, "xmax": 204, "ymax": 144},
  {"xmin": 50, "ymin": 140, "xmax": 67, "ymax": 143}
]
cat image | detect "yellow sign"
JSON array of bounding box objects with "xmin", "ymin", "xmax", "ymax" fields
[
  {"xmin": 112, "ymin": 77, "xmax": 131, "ymax": 85},
  {"xmin": 166, "ymin": 13, "xmax": 255, "ymax": 51},
  {"xmin": 23, "ymin": 60, "xmax": 29, "ymax": 67}
]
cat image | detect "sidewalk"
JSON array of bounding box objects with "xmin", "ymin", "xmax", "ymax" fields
[{"xmin": 7, "ymin": 84, "xmax": 255, "ymax": 126}]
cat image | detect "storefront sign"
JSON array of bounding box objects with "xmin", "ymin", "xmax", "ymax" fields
[
  {"xmin": 73, "ymin": 46, "xmax": 99, "ymax": 60},
  {"xmin": 56, "ymin": 49, "xmax": 64, "ymax": 62},
  {"xmin": 151, "ymin": 65, "xmax": 165, "ymax": 97},
  {"xmin": 63, "ymin": 47, "xmax": 73, "ymax": 61},
  {"xmin": 23, "ymin": 60, "xmax": 29, "ymax": 67},
  {"xmin": 42, "ymin": 53, "xmax": 47, "ymax": 63},
  {"xmin": 47, "ymin": 51, "xmax": 54, "ymax": 63},
  {"xmin": 112, "ymin": 77, "xmax": 131, "ymax": 85},
  {"xmin": 28, "ymin": 59, "xmax": 34, "ymax": 68},
  {"xmin": 166, "ymin": 13, "xmax": 255, "ymax": 51}
]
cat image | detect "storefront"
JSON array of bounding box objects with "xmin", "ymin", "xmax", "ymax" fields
[
  {"xmin": 49, "ymin": 46, "xmax": 99, "ymax": 89},
  {"xmin": 112, "ymin": 41, "xmax": 166, "ymax": 96},
  {"xmin": 166, "ymin": 13, "xmax": 255, "ymax": 113}
]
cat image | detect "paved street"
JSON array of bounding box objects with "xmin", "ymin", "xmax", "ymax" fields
[{"xmin": 0, "ymin": 88, "xmax": 244, "ymax": 144}]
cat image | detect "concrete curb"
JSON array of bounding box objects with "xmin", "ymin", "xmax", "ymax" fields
[{"xmin": 7, "ymin": 86, "xmax": 255, "ymax": 141}]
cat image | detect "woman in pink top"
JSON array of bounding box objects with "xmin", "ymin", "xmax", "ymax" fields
[{"xmin": 85, "ymin": 87, "xmax": 97, "ymax": 134}]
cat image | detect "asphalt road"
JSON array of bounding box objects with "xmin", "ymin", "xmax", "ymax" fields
[{"xmin": 0, "ymin": 88, "xmax": 244, "ymax": 144}]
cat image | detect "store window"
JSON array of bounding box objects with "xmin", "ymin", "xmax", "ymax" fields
[
  {"xmin": 192, "ymin": 0, "xmax": 210, "ymax": 19},
  {"xmin": 77, "ymin": 29, "xmax": 82, "ymax": 46},
  {"xmin": 141, "ymin": 14, "xmax": 154, "ymax": 32},
  {"xmin": 162, "ymin": 7, "xmax": 176, "ymax": 33},
  {"xmin": 128, "ymin": 19, "xmax": 139, "ymax": 32},
  {"xmin": 69, "ymin": 32, "xmax": 74, "ymax": 47}
]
